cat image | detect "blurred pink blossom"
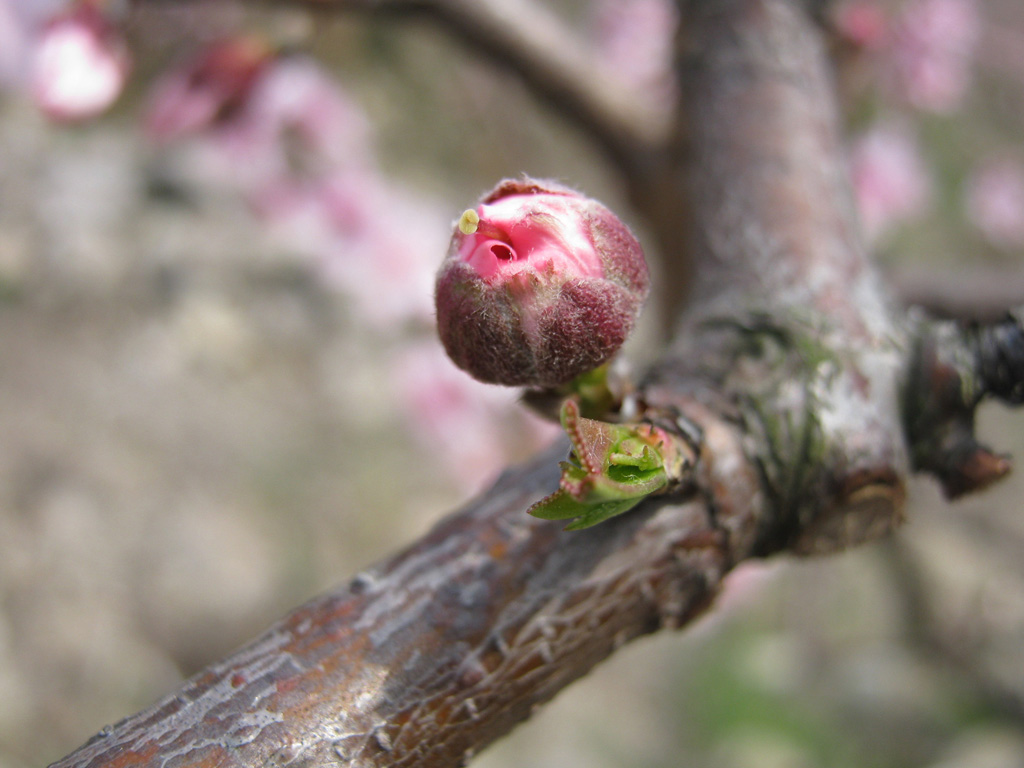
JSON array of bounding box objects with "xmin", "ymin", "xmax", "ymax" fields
[
  {"xmin": 965, "ymin": 158, "xmax": 1024, "ymax": 249},
  {"xmin": 151, "ymin": 53, "xmax": 371, "ymax": 192},
  {"xmin": 218, "ymin": 59, "xmax": 444, "ymax": 329},
  {"xmin": 0, "ymin": 0, "xmax": 65, "ymax": 88},
  {"xmin": 244, "ymin": 152, "xmax": 375, "ymax": 229},
  {"xmin": 888, "ymin": 0, "xmax": 980, "ymax": 112},
  {"xmin": 391, "ymin": 342, "xmax": 559, "ymax": 493},
  {"xmin": 591, "ymin": 0, "xmax": 677, "ymax": 104},
  {"xmin": 0, "ymin": 0, "xmax": 29, "ymax": 87},
  {"xmin": 717, "ymin": 562, "xmax": 780, "ymax": 613},
  {"xmin": 235, "ymin": 56, "xmax": 371, "ymax": 175},
  {"xmin": 30, "ymin": 1, "xmax": 129, "ymax": 121},
  {"xmin": 145, "ymin": 36, "xmax": 272, "ymax": 141},
  {"xmin": 243, "ymin": 171, "xmax": 446, "ymax": 331},
  {"xmin": 833, "ymin": 0, "xmax": 889, "ymax": 50},
  {"xmin": 307, "ymin": 173, "xmax": 446, "ymax": 327},
  {"xmin": 149, "ymin": 49, "xmax": 447, "ymax": 330},
  {"xmin": 849, "ymin": 122, "xmax": 931, "ymax": 241}
]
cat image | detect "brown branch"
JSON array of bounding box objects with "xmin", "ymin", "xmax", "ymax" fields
[
  {"xmin": 891, "ymin": 264, "xmax": 1024, "ymax": 322},
  {"xmin": 289, "ymin": 0, "xmax": 670, "ymax": 175},
  {"xmin": 48, "ymin": 430, "xmax": 753, "ymax": 768},
  {"xmin": 880, "ymin": 537, "xmax": 1024, "ymax": 728},
  {"xmin": 903, "ymin": 307, "xmax": 1024, "ymax": 497},
  {"xmin": 49, "ymin": 1, "xmax": 1006, "ymax": 767}
]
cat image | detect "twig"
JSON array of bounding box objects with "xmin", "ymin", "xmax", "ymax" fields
[
  {"xmin": 892, "ymin": 264, "xmax": 1024, "ymax": 322},
  {"xmin": 292, "ymin": 0, "xmax": 671, "ymax": 174},
  {"xmin": 880, "ymin": 537, "xmax": 1024, "ymax": 729},
  {"xmin": 903, "ymin": 307, "xmax": 1024, "ymax": 497},
  {"xmin": 46, "ymin": 436, "xmax": 749, "ymax": 768}
]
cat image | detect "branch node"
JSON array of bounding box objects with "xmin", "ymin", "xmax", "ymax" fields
[
  {"xmin": 969, "ymin": 307, "xmax": 1024, "ymax": 405},
  {"xmin": 904, "ymin": 308, "xmax": 1024, "ymax": 497}
]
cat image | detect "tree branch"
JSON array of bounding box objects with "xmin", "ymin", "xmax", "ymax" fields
[
  {"xmin": 892, "ymin": 264, "xmax": 1024, "ymax": 322},
  {"xmin": 903, "ymin": 307, "xmax": 1024, "ymax": 497},
  {"xmin": 48, "ymin": 434, "xmax": 750, "ymax": 768},
  {"xmin": 293, "ymin": 0, "xmax": 670, "ymax": 175}
]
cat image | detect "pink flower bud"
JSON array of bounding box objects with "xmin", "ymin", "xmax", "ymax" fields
[
  {"xmin": 435, "ymin": 178, "xmax": 649, "ymax": 387},
  {"xmin": 833, "ymin": 1, "xmax": 888, "ymax": 50},
  {"xmin": 30, "ymin": 2, "xmax": 129, "ymax": 122}
]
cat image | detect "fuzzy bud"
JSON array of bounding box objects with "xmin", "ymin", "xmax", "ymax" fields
[{"xmin": 435, "ymin": 177, "xmax": 649, "ymax": 387}]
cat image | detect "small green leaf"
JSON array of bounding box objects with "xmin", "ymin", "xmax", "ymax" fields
[
  {"xmin": 527, "ymin": 489, "xmax": 588, "ymax": 520},
  {"xmin": 605, "ymin": 463, "xmax": 664, "ymax": 488},
  {"xmin": 609, "ymin": 438, "xmax": 661, "ymax": 470},
  {"xmin": 563, "ymin": 499, "xmax": 644, "ymax": 530},
  {"xmin": 527, "ymin": 399, "xmax": 689, "ymax": 531},
  {"xmin": 528, "ymin": 490, "xmax": 643, "ymax": 530}
]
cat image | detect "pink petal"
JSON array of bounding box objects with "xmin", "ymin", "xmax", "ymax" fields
[{"xmin": 30, "ymin": 5, "xmax": 128, "ymax": 121}]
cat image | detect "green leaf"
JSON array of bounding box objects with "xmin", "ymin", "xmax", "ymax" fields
[
  {"xmin": 526, "ymin": 398, "xmax": 689, "ymax": 531},
  {"xmin": 527, "ymin": 490, "xmax": 643, "ymax": 530},
  {"xmin": 563, "ymin": 498, "xmax": 644, "ymax": 530},
  {"xmin": 604, "ymin": 463, "xmax": 664, "ymax": 488},
  {"xmin": 527, "ymin": 489, "xmax": 589, "ymax": 520}
]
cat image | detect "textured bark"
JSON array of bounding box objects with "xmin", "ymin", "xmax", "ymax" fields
[
  {"xmin": 904, "ymin": 307, "xmax": 1024, "ymax": 497},
  {"xmin": 48, "ymin": 1, "xmax": 1018, "ymax": 768},
  {"xmin": 658, "ymin": 0, "xmax": 908, "ymax": 556},
  {"xmin": 50, "ymin": 428, "xmax": 749, "ymax": 768}
]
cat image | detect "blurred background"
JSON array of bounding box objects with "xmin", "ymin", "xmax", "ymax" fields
[{"xmin": 1, "ymin": 1, "xmax": 1024, "ymax": 767}]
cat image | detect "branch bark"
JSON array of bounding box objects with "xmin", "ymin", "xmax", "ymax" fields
[
  {"xmin": 52, "ymin": 439, "xmax": 746, "ymax": 768},
  {"xmin": 904, "ymin": 307, "xmax": 1024, "ymax": 497},
  {"xmin": 49, "ymin": 1, "xmax": 1021, "ymax": 768},
  {"xmin": 296, "ymin": 0, "xmax": 670, "ymax": 174},
  {"xmin": 892, "ymin": 264, "xmax": 1024, "ymax": 322}
]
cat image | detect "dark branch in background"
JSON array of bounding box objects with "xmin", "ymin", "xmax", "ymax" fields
[
  {"xmin": 903, "ymin": 307, "xmax": 1024, "ymax": 498},
  {"xmin": 892, "ymin": 264, "xmax": 1024, "ymax": 322},
  {"xmin": 49, "ymin": 1, "xmax": 1024, "ymax": 768},
  {"xmin": 880, "ymin": 538, "xmax": 1024, "ymax": 729},
  {"xmin": 303, "ymin": 0, "xmax": 670, "ymax": 175}
]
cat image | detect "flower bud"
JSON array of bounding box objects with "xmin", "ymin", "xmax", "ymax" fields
[
  {"xmin": 435, "ymin": 177, "xmax": 649, "ymax": 387},
  {"xmin": 30, "ymin": 2, "xmax": 130, "ymax": 122}
]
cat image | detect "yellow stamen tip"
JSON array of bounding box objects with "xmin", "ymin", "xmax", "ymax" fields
[{"xmin": 458, "ymin": 208, "xmax": 480, "ymax": 235}]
